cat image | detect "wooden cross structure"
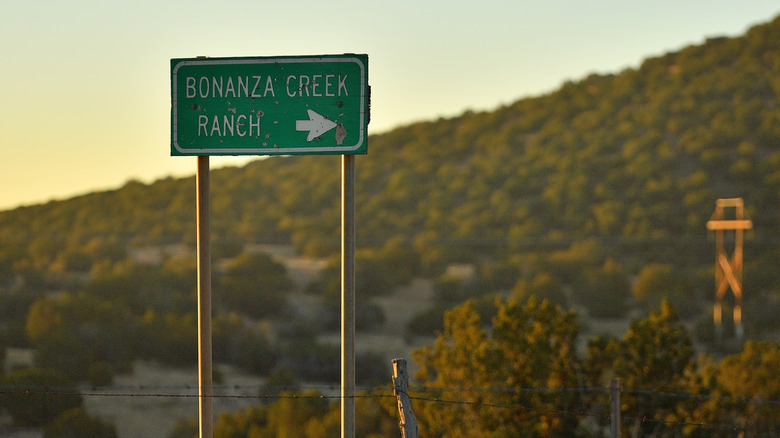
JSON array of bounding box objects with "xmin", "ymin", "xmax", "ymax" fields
[{"xmin": 706, "ymin": 198, "xmax": 752, "ymax": 340}]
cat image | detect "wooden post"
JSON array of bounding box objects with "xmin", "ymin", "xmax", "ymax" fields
[
  {"xmin": 610, "ymin": 378, "xmax": 621, "ymax": 438},
  {"xmin": 342, "ymin": 154, "xmax": 356, "ymax": 438},
  {"xmin": 197, "ymin": 156, "xmax": 213, "ymax": 438},
  {"xmin": 706, "ymin": 198, "xmax": 752, "ymax": 341},
  {"xmin": 392, "ymin": 358, "xmax": 419, "ymax": 438}
]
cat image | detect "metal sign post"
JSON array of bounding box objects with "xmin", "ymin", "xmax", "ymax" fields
[
  {"xmin": 172, "ymin": 54, "xmax": 368, "ymax": 438},
  {"xmin": 196, "ymin": 156, "xmax": 213, "ymax": 437},
  {"xmin": 341, "ymin": 154, "xmax": 356, "ymax": 438}
]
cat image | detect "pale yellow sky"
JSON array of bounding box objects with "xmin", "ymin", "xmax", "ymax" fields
[{"xmin": 0, "ymin": 0, "xmax": 778, "ymax": 210}]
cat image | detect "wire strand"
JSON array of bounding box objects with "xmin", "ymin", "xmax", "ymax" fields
[{"xmin": 0, "ymin": 383, "xmax": 777, "ymax": 433}]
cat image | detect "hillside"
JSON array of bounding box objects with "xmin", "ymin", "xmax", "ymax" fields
[
  {"xmin": 2, "ymin": 14, "xmax": 780, "ymax": 438},
  {"xmin": 1, "ymin": 16, "xmax": 779, "ymax": 329}
]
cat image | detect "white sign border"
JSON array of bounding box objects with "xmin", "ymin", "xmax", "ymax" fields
[{"xmin": 171, "ymin": 56, "xmax": 367, "ymax": 155}]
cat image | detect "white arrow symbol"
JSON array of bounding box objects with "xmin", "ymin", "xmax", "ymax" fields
[{"xmin": 296, "ymin": 109, "xmax": 337, "ymax": 141}]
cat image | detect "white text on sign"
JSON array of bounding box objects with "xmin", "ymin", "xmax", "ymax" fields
[{"xmin": 184, "ymin": 75, "xmax": 350, "ymax": 99}]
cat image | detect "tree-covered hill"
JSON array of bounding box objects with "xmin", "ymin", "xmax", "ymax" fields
[
  {"xmin": 1, "ymin": 16, "xmax": 780, "ymax": 320},
  {"xmin": 3, "ymin": 18, "xmax": 780, "ymax": 434}
]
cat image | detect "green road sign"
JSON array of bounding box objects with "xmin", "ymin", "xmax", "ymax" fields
[{"xmin": 171, "ymin": 54, "xmax": 368, "ymax": 156}]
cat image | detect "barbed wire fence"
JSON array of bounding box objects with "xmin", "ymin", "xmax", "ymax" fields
[{"xmin": 0, "ymin": 377, "xmax": 778, "ymax": 437}]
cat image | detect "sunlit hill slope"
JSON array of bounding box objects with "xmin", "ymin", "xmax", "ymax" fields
[{"xmin": 1, "ymin": 16, "xmax": 779, "ymax": 333}]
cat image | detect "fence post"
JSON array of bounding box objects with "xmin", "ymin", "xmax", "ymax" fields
[
  {"xmin": 610, "ymin": 377, "xmax": 621, "ymax": 438},
  {"xmin": 392, "ymin": 358, "xmax": 419, "ymax": 438}
]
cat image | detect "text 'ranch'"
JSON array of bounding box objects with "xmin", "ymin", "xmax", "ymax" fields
[{"xmin": 185, "ymin": 74, "xmax": 350, "ymax": 138}]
